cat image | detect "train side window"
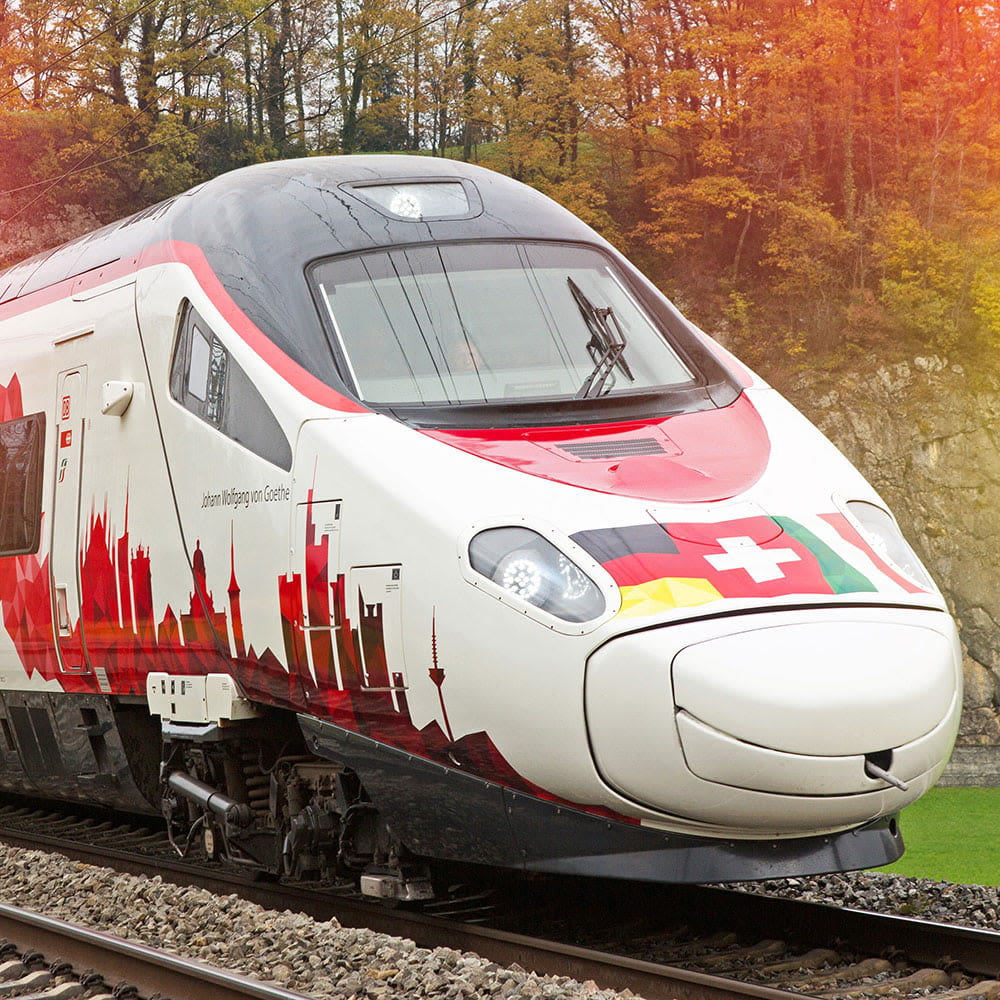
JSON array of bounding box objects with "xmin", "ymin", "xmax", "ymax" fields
[
  {"xmin": 187, "ymin": 324, "xmax": 212, "ymax": 401},
  {"xmin": 0, "ymin": 412, "xmax": 45, "ymax": 556},
  {"xmin": 170, "ymin": 305, "xmax": 292, "ymax": 470}
]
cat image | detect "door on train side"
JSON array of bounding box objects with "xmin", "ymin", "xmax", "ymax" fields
[
  {"xmin": 289, "ymin": 421, "xmax": 409, "ymax": 711},
  {"xmin": 134, "ymin": 275, "xmax": 300, "ymax": 709},
  {"xmin": 47, "ymin": 281, "xmax": 194, "ymax": 696},
  {"xmin": 51, "ymin": 364, "xmax": 89, "ymax": 675}
]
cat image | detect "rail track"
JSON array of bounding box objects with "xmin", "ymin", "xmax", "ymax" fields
[
  {"xmin": 0, "ymin": 900, "xmax": 319, "ymax": 1000},
  {"xmin": 0, "ymin": 801, "xmax": 998, "ymax": 1000}
]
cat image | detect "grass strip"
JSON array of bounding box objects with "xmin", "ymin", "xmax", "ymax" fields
[{"xmin": 875, "ymin": 786, "xmax": 1000, "ymax": 886}]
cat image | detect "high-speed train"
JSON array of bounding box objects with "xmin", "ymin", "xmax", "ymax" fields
[{"xmin": 0, "ymin": 156, "xmax": 961, "ymax": 898}]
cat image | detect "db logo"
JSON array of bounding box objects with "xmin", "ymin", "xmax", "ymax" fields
[{"xmin": 61, "ymin": 395, "xmax": 71, "ymax": 420}]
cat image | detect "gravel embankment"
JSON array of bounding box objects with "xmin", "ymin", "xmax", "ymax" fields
[
  {"xmin": 1, "ymin": 843, "xmax": 995, "ymax": 999},
  {"xmin": 742, "ymin": 872, "xmax": 1000, "ymax": 927},
  {"xmin": 0, "ymin": 844, "xmax": 624, "ymax": 999}
]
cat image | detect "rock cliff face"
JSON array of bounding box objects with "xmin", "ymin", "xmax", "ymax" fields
[{"xmin": 780, "ymin": 357, "xmax": 1000, "ymax": 765}]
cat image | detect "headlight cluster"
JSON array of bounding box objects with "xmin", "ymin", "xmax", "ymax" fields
[
  {"xmin": 468, "ymin": 527, "xmax": 606, "ymax": 623},
  {"xmin": 846, "ymin": 500, "xmax": 933, "ymax": 590}
]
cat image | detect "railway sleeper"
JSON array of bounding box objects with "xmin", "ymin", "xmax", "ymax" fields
[
  {"xmin": 0, "ymin": 961, "xmax": 23, "ymax": 981},
  {"xmin": 634, "ymin": 930, "xmax": 741, "ymax": 961},
  {"xmin": 934, "ymin": 981, "xmax": 1000, "ymax": 1000},
  {"xmin": 691, "ymin": 939, "xmax": 786, "ymax": 970},
  {"xmin": 767, "ymin": 957, "xmax": 894, "ymax": 988},
  {"xmin": 27, "ymin": 984, "xmax": 87, "ymax": 1000},
  {"xmin": 0, "ymin": 969, "xmax": 51, "ymax": 995},
  {"xmin": 28, "ymin": 985, "xmax": 86, "ymax": 1000},
  {"xmin": 751, "ymin": 946, "xmax": 839, "ymax": 975},
  {"xmin": 817, "ymin": 967, "xmax": 953, "ymax": 997}
]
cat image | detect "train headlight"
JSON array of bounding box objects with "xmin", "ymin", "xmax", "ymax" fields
[
  {"xmin": 469, "ymin": 527, "xmax": 606, "ymax": 622},
  {"xmin": 846, "ymin": 500, "xmax": 934, "ymax": 589}
]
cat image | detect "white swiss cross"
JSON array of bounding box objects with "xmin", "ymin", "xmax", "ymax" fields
[{"xmin": 704, "ymin": 536, "xmax": 801, "ymax": 583}]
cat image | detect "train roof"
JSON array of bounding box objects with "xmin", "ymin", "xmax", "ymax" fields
[
  {"xmin": 0, "ymin": 157, "xmax": 618, "ymax": 403},
  {"xmin": 0, "ymin": 155, "xmax": 601, "ymax": 310},
  {"xmin": 1, "ymin": 156, "xmax": 740, "ymax": 427}
]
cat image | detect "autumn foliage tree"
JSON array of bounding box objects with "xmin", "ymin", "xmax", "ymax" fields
[
  {"xmin": 1, "ymin": 0, "xmax": 999, "ymax": 372},
  {"xmin": 584, "ymin": 0, "xmax": 1000, "ymax": 368}
]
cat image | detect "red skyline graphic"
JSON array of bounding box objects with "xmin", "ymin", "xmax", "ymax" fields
[
  {"xmin": 0, "ymin": 372, "xmax": 633, "ymax": 819},
  {"xmin": 277, "ymin": 494, "xmax": 531, "ymax": 783}
]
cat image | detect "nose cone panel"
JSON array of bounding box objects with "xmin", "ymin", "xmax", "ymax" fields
[
  {"xmin": 584, "ymin": 610, "xmax": 961, "ymax": 830},
  {"xmin": 673, "ymin": 620, "xmax": 956, "ymax": 755}
]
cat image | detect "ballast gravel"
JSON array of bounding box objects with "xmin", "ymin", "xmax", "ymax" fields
[
  {"xmin": 0, "ymin": 843, "xmax": 996, "ymax": 999},
  {"xmin": 0, "ymin": 843, "xmax": 627, "ymax": 1000},
  {"xmin": 742, "ymin": 871, "xmax": 1000, "ymax": 928}
]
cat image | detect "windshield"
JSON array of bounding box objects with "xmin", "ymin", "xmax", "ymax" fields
[{"xmin": 312, "ymin": 242, "xmax": 695, "ymax": 406}]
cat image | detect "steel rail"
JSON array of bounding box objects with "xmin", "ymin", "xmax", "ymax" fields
[
  {"xmin": 694, "ymin": 886, "xmax": 1000, "ymax": 978},
  {"xmin": 0, "ymin": 901, "xmax": 317, "ymax": 1000},
  {"xmin": 374, "ymin": 920, "xmax": 812, "ymax": 1000},
  {"xmin": 0, "ymin": 822, "xmax": 806, "ymax": 1000},
  {"xmin": 0, "ymin": 873, "xmax": 803, "ymax": 1000},
  {"xmin": 5, "ymin": 813, "xmax": 1000, "ymax": 999}
]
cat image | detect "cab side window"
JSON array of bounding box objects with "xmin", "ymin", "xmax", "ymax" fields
[
  {"xmin": 0, "ymin": 412, "xmax": 45, "ymax": 556},
  {"xmin": 170, "ymin": 304, "xmax": 292, "ymax": 470}
]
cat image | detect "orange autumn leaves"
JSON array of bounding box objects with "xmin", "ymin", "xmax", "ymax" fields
[{"xmin": 1, "ymin": 0, "xmax": 998, "ymax": 370}]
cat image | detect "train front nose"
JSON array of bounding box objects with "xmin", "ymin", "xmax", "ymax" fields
[{"xmin": 585, "ymin": 609, "xmax": 962, "ymax": 833}]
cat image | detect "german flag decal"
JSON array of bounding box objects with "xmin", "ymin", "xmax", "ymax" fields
[{"xmin": 572, "ymin": 515, "xmax": 878, "ymax": 618}]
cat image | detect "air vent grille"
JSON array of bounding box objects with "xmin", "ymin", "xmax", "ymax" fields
[{"xmin": 559, "ymin": 437, "xmax": 665, "ymax": 460}]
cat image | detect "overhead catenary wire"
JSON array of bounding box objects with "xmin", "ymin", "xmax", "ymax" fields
[{"xmin": 0, "ymin": 0, "xmax": 485, "ymax": 221}]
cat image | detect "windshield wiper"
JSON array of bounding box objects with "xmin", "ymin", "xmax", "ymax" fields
[{"xmin": 568, "ymin": 277, "xmax": 635, "ymax": 399}]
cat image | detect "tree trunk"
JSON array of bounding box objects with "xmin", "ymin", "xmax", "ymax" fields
[{"xmin": 264, "ymin": 3, "xmax": 288, "ymax": 152}]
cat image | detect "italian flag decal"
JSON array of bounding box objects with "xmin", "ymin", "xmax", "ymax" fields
[{"xmin": 572, "ymin": 515, "xmax": 880, "ymax": 619}]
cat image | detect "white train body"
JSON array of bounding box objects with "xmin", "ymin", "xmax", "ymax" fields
[{"xmin": 0, "ymin": 156, "xmax": 960, "ymax": 888}]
